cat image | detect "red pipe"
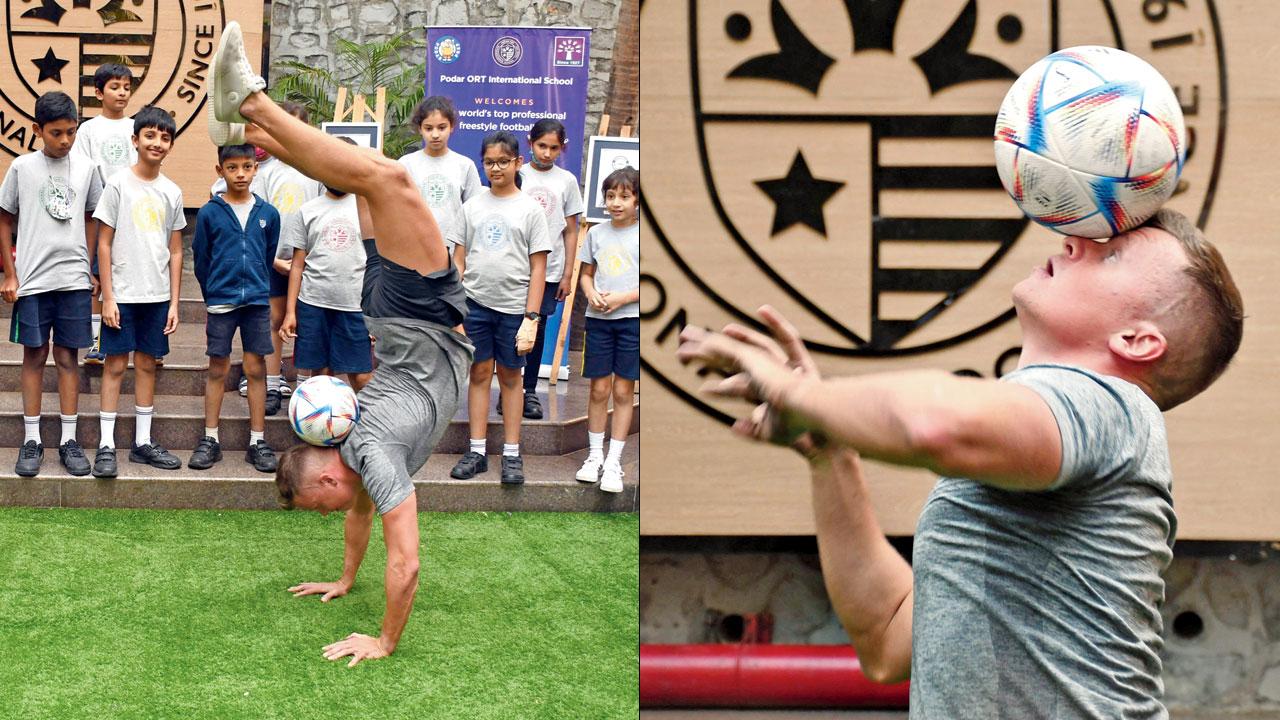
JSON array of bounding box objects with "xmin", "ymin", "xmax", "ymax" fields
[{"xmin": 640, "ymin": 644, "xmax": 910, "ymax": 708}]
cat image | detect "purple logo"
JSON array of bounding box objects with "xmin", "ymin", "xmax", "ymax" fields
[
  {"xmin": 554, "ymin": 36, "xmax": 586, "ymax": 67},
  {"xmin": 492, "ymin": 36, "xmax": 523, "ymax": 67}
]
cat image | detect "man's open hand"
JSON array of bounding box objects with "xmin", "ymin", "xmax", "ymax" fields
[
  {"xmin": 288, "ymin": 580, "xmax": 350, "ymax": 602},
  {"xmin": 323, "ymin": 632, "xmax": 389, "ymax": 668}
]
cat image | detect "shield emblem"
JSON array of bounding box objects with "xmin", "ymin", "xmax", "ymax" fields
[
  {"xmin": 4, "ymin": 0, "xmax": 157, "ymax": 115},
  {"xmin": 691, "ymin": 0, "xmax": 1133, "ymax": 355}
]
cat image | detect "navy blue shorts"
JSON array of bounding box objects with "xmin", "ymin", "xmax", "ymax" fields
[
  {"xmin": 269, "ymin": 267, "xmax": 289, "ymax": 298},
  {"xmin": 101, "ymin": 301, "xmax": 170, "ymax": 357},
  {"xmin": 463, "ymin": 298, "xmax": 524, "ymax": 369},
  {"xmin": 294, "ymin": 300, "xmax": 373, "ymax": 373},
  {"xmin": 582, "ymin": 317, "xmax": 639, "ymax": 380},
  {"xmin": 10, "ymin": 289, "xmax": 92, "ymax": 349},
  {"xmin": 205, "ymin": 304, "xmax": 274, "ymax": 357}
]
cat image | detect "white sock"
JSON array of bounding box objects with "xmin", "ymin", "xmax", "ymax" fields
[
  {"xmin": 23, "ymin": 415, "xmax": 40, "ymax": 444},
  {"xmin": 91, "ymin": 313, "xmax": 102, "ymax": 340},
  {"xmin": 60, "ymin": 414, "xmax": 76, "ymax": 445},
  {"xmin": 503, "ymin": 443, "xmax": 520, "ymax": 458},
  {"xmin": 250, "ymin": 430, "xmax": 264, "ymax": 445},
  {"xmin": 470, "ymin": 438, "xmax": 486, "ymax": 455},
  {"xmin": 267, "ymin": 375, "xmax": 281, "ymax": 393},
  {"xmin": 587, "ymin": 431, "xmax": 605, "ymax": 460},
  {"xmin": 205, "ymin": 426, "xmax": 219, "ymax": 442},
  {"xmin": 606, "ymin": 439, "xmax": 626, "ymax": 465},
  {"xmin": 135, "ymin": 405, "xmax": 153, "ymax": 447},
  {"xmin": 296, "ymin": 371, "xmax": 311, "ymax": 384},
  {"xmin": 99, "ymin": 411, "xmax": 117, "ymax": 449}
]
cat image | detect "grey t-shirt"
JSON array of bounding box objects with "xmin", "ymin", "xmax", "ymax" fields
[
  {"xmin": 0, "ymin": 152, "xmax": 103, "ymax": 296},
  {"xmin": 340, "ymin": 317, "xmax": 474, "ymax": 514},
  {"xmin": 911, "ymin": 365, "xmax": 1175, "ymax": 719},
  {"xmin": 578, "ymin": 220, "xmax": 640, "ymax": 319},
  {"xmin": 71, "ymin": 115, "xmax": 136, "ymax": 182},
  {"xmin": 398, "ymin": 149, "xmax": 481, "ymax": 249},
  {"xmin": 518, "ymin": 164, "xmax": 584, "ymax": 283},
  {"xmin": 93, "ymin": 169, "xmax": 186, "ymax": 303},
  {"xmin": 281, "ymin": 193, "xmax": 365, "ymax": 312},
  {"xmin": 451, "ymin": 189, "xmax": 553, "ymax": 315},
  {"xmin": 226, "ymin": 197, "xmax": 253, "ymax": 230}
]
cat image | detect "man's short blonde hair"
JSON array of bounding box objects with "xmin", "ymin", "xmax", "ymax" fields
[
  {"xmin": 1144, "ymin": 208, "xmax": 1244, "ymax": 410},
  {"xmin": 274, "ymin": 444, "xmax": 331, "ymax": 510}
]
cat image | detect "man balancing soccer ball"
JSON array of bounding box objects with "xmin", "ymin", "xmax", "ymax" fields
[{"xmin": 207, "ymin": 22, "xmax": 473, "ymax": 667}]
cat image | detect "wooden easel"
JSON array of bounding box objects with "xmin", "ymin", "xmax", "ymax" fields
[
  {"xmin": 549, "ymin": 114, "xmax": 634, "ymax": 386},
  {"xmin": 332, "ymin": 87, "xmax": 387, "ymax": 146}
]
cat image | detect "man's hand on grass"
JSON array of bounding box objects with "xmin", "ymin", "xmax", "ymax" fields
[
  {"xmin": 323, "ymin": 632, "xmax": 389, "ymax": 668},
  {"xmin": 288, "ymin": 580, "xmax": 350, "ymax": 602}
]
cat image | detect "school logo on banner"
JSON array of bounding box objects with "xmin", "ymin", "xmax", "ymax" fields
[
  {"xmin": 0, "ymin": 0, "xmax": 221, "ymax": 157},
  {"xmin": 554, "ymin": 36, "xmax": 586, "ymax": 67},
  {"xmin": 640, "ymin": 0, "xmax": 1227, "ymax": 424},
  {"xmin": 491, "ymin": 36, "xmax": 522, "ymax": 67},
  {"xmin": 434, "ymin": 35, "xmax": 461, "ymax": 64}
]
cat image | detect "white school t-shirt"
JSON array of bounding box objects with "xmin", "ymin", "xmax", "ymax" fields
[
  {"xmin": 92, "ymin": 169, "xmax": 186, "ymax": 303},
  {"xmin": 579, "ymin": 220, "xmax": 640, "ymax": 319},
  {"xmin": 71, "ymin": 115, "xmax": 137, "ymax": 182},
  {"xmin": 280, "ymin": 193, "xmax": 366, "ymax": 312},
  {"xmin": 398, "ymin": 149, "xmax": 481, "ymax": 249},
  {"xmin": 452, "ymin": 189, "xmax": 553, "ymax": 315},
  {"xmin": 0, "ymin": 152, "xmax": 103, "ymax": 297},
  {"xmin": 518, "ymin": 164, "xmax": 584, "ymax": 283}
]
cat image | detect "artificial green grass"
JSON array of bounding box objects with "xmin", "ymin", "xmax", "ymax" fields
[{"xmin": 0, "ymin": 508, "xmax": 638, "ymax": 719}]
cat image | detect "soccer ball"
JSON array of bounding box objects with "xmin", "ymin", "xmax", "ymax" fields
[
  {"xmin": 993, "ymin": 46, "xmax": 1186, "ymax": 239},
  {"xmin": 288, "ymin": 375, "xmax": 361, "ymax": 446}
]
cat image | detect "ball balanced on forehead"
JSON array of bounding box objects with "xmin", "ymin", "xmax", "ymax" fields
[
  {"xmin": 993, "ymin": 45, "xmax": 1187, "ymax": 240},
  {"xmin": 289, "ymin": 376, "xmax": 361, "ymax": 446}
]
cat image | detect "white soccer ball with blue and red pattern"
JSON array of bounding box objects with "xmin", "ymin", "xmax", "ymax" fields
[
  {"xmin": 289, "ymin": 375, "xmax": 361, "ymax": 446},
  {"xmin": 993, "ymin": 46, "xmax": 1186, "ymax": 239}
]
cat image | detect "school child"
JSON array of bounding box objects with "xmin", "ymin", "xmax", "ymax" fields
[
  {"xmin": 398, "ymin": 96, "xmax": 481, "ymax": 249},
  {"xmin": 509, "ymin": 118, "xmax": 585, "ymax": 419},
  {"xmin": 448, "ymin": 131, "xmax": 552, "ymax": 485},
  {"xmin": 574, "ymin": 168, "xmax": 640, "ymax": 493},
  {"xmin": 0, "ymin": 92, "xmax": 104, "ymax": 476},
  {"xmin": 72, "ymin": 63, "xmax": 137, "ymax": 365},
  {"xmin": 189, "ymin": 144, "xmax": 281, "ymax": 473},
  {"xmin": 92, "ymin": 106, "xmax": 186, "ymax": 477}
]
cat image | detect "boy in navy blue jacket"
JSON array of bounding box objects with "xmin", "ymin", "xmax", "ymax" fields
[{"xmin": 191, "ymin": 144, "xmax": 280, "ymax": 472}]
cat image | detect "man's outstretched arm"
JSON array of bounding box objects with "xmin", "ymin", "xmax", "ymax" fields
[
  {"xmin": 289, "ymin": 489, "xmax": 373, "ymax": 602},
  {"xmin": 809, "ymin": 447, "xmax": 913, "ymax": 684}
]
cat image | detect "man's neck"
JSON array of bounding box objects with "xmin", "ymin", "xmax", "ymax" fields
[
  {"xmin": 222, "ymin": 190, "xmax": 252, "ymax": 204},
  {"xmin": 132, "ymin": 160, "xmax": 160, "ymax": 182}
]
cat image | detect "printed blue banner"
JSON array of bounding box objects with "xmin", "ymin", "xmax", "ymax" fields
[
  {"xmin": 426, "ymin": 26, "xmax": 591, "ymax": 178},
  {"xmin": 425, "ymin": 25, "xmax": 592, "ymax": 378}
]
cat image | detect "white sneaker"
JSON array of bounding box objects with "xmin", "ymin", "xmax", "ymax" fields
[
  {"xmin": 238, "ymin": 376, "xmax": 249, "ymax": 397},
  {"xmin": 212, "ymin": 21, "xmax": 265, "ymax": 123},
  {"xmin": 576, "ymin": 455, "xmax": 603, "ymax": 483},
  {"xmin": 206, "ymin": 101, "xmax": 245, "ymax": 146},
  {"xmin": 279, "ymin": 380, "xmax": 293, "ymax": 398},
  {"xmin": 600, "ymin": 461, "xmax": 624, "ymax": 493}
]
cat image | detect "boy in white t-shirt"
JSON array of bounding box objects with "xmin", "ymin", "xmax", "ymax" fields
[
  {"xmin": 72, "ymin": 63, "xmax": 137, "ymax": 366},
  {"xmin": 398, "ymin": 96, "xmax": 481, "ymax": 251},
  {"xmin": 0, "ymin": 92, "xmax": 104, "ymax": 477},
  {"xmin": 92, "ymin": 106, "xmax": 187, "ymax": 477}
]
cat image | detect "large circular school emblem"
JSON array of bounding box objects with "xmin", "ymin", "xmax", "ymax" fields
[
  {"xmin": 131, "ymin": 193, "xmax": 164, "ymax": 233},
  {"xmin": 641, "ymin": 0, "xmax": 1227, "ymax": 424},
  {"xmin": 0, "ymin": 0, "xmax": 222, "ymax": 157}
]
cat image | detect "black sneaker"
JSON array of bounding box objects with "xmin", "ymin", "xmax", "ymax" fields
[
  {"xmin": 129, "ymin": 443, "xmax": 182, "ymax": 470},
  {"xmin": 59, "ymin": 439, "xmax": 91, "ymax": 476},
  {"xmin": 501, "ymin": 455, "xmax": 525, "ymax": 485},
  {"xmin": 188, "ymin": 436, "xmax": 222, "ymax": 470},
  {"xmin": 93, "ymin": 447, "xmax": 118, "ymax": 479},
  {"xmin": 246, "ymin": 439, "xmax": 277, "ymax": 473},
  {"xmin": 450, "ymin": 451, "xmax": 488, "ymax": 479},
  {"xmin": 522, "ymin": 392, "xmax": 543, "ymax": 420},
  {"xmin": 265, "ymin": 388, "xmax": 281, "ymax": 417},
  {"xmin": 15, "ymin": 440, "xmax": 42, "ymax": 477}
]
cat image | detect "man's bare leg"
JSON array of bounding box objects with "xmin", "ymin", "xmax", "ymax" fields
[{"xmin": 237, "ymin": 98, "xmax": 446, "ymax": 276}]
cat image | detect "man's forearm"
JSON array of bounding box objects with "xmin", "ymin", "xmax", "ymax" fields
[
  {"xmin": 809, "ymin": 449, "xmax": 913, "ymax": 683},
  {"xmin": 379, "ymin": 553, "xmax": 419, "ymax": 653},
  {"xmin": 339, "ymin": 505, "xmax": 374, "ymax": 587}
]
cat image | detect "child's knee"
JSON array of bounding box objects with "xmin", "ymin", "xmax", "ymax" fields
[
  {"xmin": 469, "ymin": 362, "xmax": 493, "ymax": 384},
  {"xmin": 207, "ymin": 358, "xmax": 230, "ymax": 379},
  {"xmin": 51, "ymin": 347, "xmax": 77, "ymax": 371},
  {"xmin": 242, "ymin": 355, "xmax": 265, "ymax": 379},
  {"xmin": 23, "ymin": 344, "xmax": 49, "ymax": 366},
  {"xmin": 496, "ymin": 366, "xmax": 522, "ymax": 388},
  {"xmin": 590, "ymin": 377, "xmax": 613, "ymax": 402},
  {"xmin": 611, "ymin": 379, "xmax": 633, "ymax": 403}
]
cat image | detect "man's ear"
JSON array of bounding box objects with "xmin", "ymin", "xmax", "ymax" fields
[{"xmin": 1108, "ymin": 322, "xmax": 1167, "ymax": 364}]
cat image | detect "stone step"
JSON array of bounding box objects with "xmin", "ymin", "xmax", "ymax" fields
[
  {"xmin": 0, "ymin": 434, "xmax": 638, "ymax": 513},
  {"xmin": 0, "ymin": 385, "xmax": 639, "ymax": 454}
]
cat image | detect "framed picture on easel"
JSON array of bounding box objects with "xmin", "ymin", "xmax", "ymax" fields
[
  {"xmin": 583, "ymin": 136, "xmax": 639, "ymax": 224},
  {"xmin": 321, "ymin": 122, "xmax": 382, "ymax": 150}
]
